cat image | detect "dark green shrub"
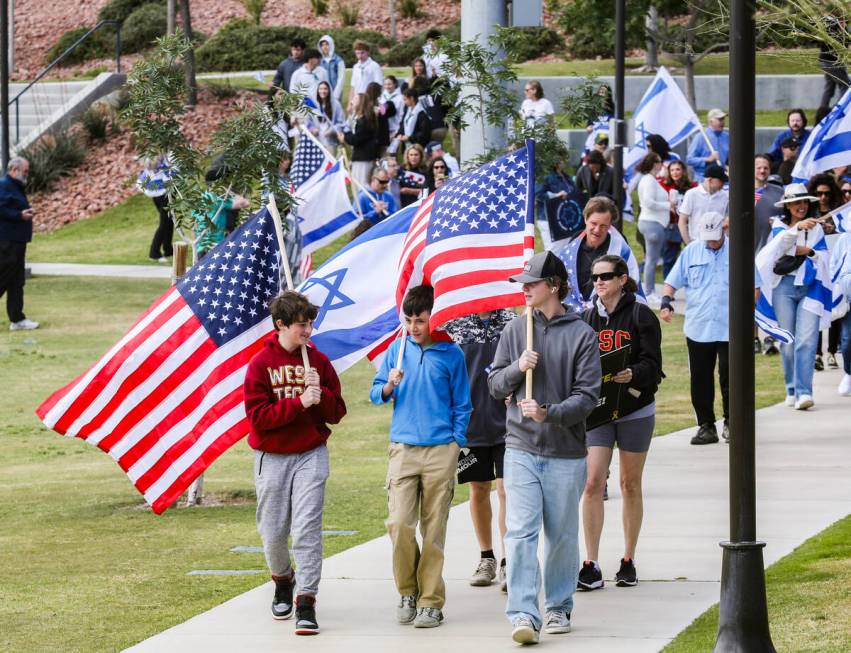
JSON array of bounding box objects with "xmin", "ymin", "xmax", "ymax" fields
[
  {"xmin": 80, "ymin": 105, "xmax": 110, "ymax": 141},
  {"xmin": 45, "ymin": 26, "xmax": 113, "ymax": 65},
  {"xmin": 400, "ymin": 0, "xmax": 420, "ymax": 19},
  {"xmin": 121, "ymin": 3, "xmax": 167, "ymax": 53},
  {"xmin": 335, "ymin": 1, "xmax": 359, "ymax": 26},
  {"xmin": 310, "ymin": 0, "xmax": 328, "ymax": 16},
  {"xmin": 240, "ymin": 0, "xmax": 267, "ymax": 26},
  {"xmin": 548, "ymin": 0, "xmax": 648, "ymax": 59},
  {"xmin": 499, "ymin": 27, "xmax": 565, "ymax": 64},
  {"xmin": 19, "ymin": 130, "xmax": 87, "ymax": 193},
  {"xmin": 98, "ymin": 0, "xmax": 162, "ymax": 24},
  {"xmin": 383, "ymin": 22, "xmax": 460, "ymax": 67}
]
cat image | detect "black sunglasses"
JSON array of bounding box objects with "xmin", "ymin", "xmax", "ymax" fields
[
  {"xmin": 816, "ymin": 191, "xmax": 831, "ymax": 196},
  {"xmin": 590, "ymin": 272, "xmax": 619, "ymax": 282},
  {"xmin": 843, "ymin": 188, "xmax": 851, "ymax": 194},
  {"xmin": 375, "ymin": 178, "xmax": 389, "ymax": 185}
]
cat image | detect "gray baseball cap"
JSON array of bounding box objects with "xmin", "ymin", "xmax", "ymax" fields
[{"xmin": 509, "ymin": 251, "xmax": 568, "ymax": 284}]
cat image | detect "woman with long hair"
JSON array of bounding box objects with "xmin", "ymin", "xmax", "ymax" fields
[
  {"xmin": 399, "ymin": 144, "xmax": 427, "ymax": 207},
  {"xmin": 426, "ymin": 156, "xmax": 449, "ymax": 194},
  {"xmin": 308, "ymin": 81, "xmax": 345, "ymax": 153},
  {"xmin": 659, "ymin": 160, "xmax": 697, "ymax": 276},
  {"xmin": 635, "ymin": 152, "xmax": 670, "ymax": 304},
  {"xmin": 340, "ymin": 93, "xmax": 380, "ymax": 189},
  {"xmin": 407, "ymin": 58, "xmax": 430, "ymax": 92},
  {"xmin": 579, "ymin": 254, "xmax": 663, "ymax": 591}
]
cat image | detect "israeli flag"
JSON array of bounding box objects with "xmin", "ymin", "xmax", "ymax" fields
[
  {"xmin": 298, "ymin": 204, "xmax": 419, "ymax": 374},
  {"xmin": 829, "ymin": 199, "xmax": 851, "ymax": 233},
  {"xmin": 623, "ymin": 66, "xmax": 703, "ymax": 178},
  {"xmin": 295, "ymin": 160, "xmax": 359, "ymax": 253},
  {"xmin": 755, "ymin": 218, "xmax": 835, "ymax": 344},
  {"xmin": 792, "ymin": 88, "xmax": 851, "ymax": 182}
]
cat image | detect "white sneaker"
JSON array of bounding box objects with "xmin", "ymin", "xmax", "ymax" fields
[
  {"xmin": 838, "ymin": 374, "xmax": 851, "ymax": 397},
  {"xmin": 784, "ymin": 395, "xmax": 795, "ymax": 407},
  {"xmin": 511, "ymin": 616, "xmax": 540, "ymax": 644},
  {"xmin": 543, "ymin": 609, "xmax": 571, "ymax": 634},
  {"xmin": 794, "ymin": 395, "xmax": 814, "ymax": 410},
  {"xmin": 470, "ymin": 557, "xmax": 497, "ymax": 586},
  {"xmin": 10, "ymin": 318, "xmax": 39, "ymax": 331}
]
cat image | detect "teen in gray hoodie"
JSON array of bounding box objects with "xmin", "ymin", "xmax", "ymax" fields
[
  {"xmin": 318, "ymin": 35, "xmax": 346, "ymax": 102},
  {"xmin": 487, "ymin": 251, "xmax": 601, "ymax": 645}
]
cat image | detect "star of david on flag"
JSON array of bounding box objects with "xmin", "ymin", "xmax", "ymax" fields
[
  {"xmin": 36, "ymin": 209, "xmax": 284, "ymax": 514},
  {"xmin": 396, "ymin": 140, "xmax": 536, "ymax": 330}
]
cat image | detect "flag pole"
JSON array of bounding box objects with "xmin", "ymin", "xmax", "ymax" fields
[
  {"xmin": 395, "ymin": 325, "xmax": 407, "ymax": 371},
  {"xmin": 267, "ymin": 193, "xmax": 312, "ymax": 371},
  {"xmin": 525, "ymin": 306, "xmax": 533, "ymax": 400}
]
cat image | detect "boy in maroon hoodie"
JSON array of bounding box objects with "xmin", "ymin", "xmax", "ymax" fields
[{"xmin": 243, "ymin": 290, "xmax": 347, "ymax": 635}]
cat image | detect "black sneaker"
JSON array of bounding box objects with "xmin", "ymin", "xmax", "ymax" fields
[
  {"xmin": 615, "ymin": 558, "xmax": 638, "ymax": 587},
  {"xmin": 815, "ymin": 355, "xmax": 824, "ymax": 371},
  {"xmin": 690, "ymin": 423, "xmax": 719, "ymax": 445},
  {"xmin": 577, "ymin": 561, "xmax": 604, "ymax": 591},
  {"xmin": 271, "ymin": 575, "xmax": 294, "ymax": 620},
  {"xmin": 763, "ymin": 337, "xmax": 779, "ymax": 356},
  {"xmin": 295, "ymin": 595, "xmax": 319, "ymax": 635}
]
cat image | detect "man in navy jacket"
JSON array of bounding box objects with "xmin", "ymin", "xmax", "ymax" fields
[{"xmin": 0, "ymin": 157, "xmax": 39, "ymax": 330}]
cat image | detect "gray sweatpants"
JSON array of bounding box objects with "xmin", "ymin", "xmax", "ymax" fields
[{"xmin": 254, "ymin": 445, "xmax": 329, "ymax": 596}]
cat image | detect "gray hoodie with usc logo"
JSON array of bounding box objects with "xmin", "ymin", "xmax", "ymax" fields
[{"xmin": 487, "ymin": 307, "xmax": 601, "ymax": 459}]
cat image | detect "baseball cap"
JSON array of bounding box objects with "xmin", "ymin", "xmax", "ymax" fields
[
  {"xmin": 509, "ymin": 251, "xmax": 567, "ymax": 284},
  {"xmin": 780, "ymin": 136, "xmax": 800, "ymax": 149},
  {"xmin": 704, "ymin": 163, "xmax": 728, "ymax": 183},
  {"xmin": 698, "ymin": 211, "xmax": 725, "ymax": 241},
  {"xmin": 425, "ymin": 141, "xmax": 443, "ymax": 155},
  {"xmin": 707, "ymin": 108, "xmax": 727, "ymax": 120}
]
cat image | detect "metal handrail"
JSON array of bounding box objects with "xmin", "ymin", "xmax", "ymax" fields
[{"xmin": 8, "ymin": 20, "xmax": 122, "ymax": 144}]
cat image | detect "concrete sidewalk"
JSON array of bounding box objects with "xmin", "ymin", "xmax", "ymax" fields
[
  {"xmin": 30, "ymin": 262, "xmax": 171, "ymax": 279},
  {"xmin": 127, "ymin": 368, "xmax": 850, "ymax": 652}
]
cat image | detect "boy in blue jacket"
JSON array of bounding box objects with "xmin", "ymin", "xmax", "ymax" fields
[{"xmin": 370, "ymin": 285, "xmax": 472, "ymax": 629}]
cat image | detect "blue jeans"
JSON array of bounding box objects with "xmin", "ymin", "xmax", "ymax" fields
[
  {"xmin": 638, "ymin": 220, "xmax": 665, "ymax": 295},
  {"xmin": 841, "ymin": 310, "xmax": 851, "ymax": 375},
  {"xmin": 772, "ymin": 276, "xmax": 821, "ymax": 397},
  {"xmin": 503, "ymin": 448, "xmax": 586, "ymax": 629}
]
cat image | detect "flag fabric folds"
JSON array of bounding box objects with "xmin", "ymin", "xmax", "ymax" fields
[
  {"xmin": 623, "ymin": 67, "xmax": 703, "ymax": 177},
  {"xmin": 792, "ymin": 88, "xmax": 851, "ymax": 182},
  {"xmin": 828, "ymin": 199, "xmax": 851, "ymax": 234},
  {"xmin": 37, "ymin": 210, "xmax": 283, "ymax": 513},
  {"xmin": 291, "ymin": 132, "xmax": 334, "ymax": 189},
  {"xmin": 295, "ymin": 160, "xmax": 359, "ymax": 253},
  {"xmin": 395, "ymin": 141, "xmax": 536, "ymax": 331},
  {"xmin": 297, "ymin": 204, "xmax": 420, "ymax": 374}
]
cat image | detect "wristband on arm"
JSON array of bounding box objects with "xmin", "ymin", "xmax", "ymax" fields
[{"xmin": 660, "ymin": 295, "xmax": 674, "ymax": 312}]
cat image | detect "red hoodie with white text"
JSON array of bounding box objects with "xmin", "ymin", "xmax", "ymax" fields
[{"xmin": 243, "ymin": 334, "xmax": 346, "ymax": 454}]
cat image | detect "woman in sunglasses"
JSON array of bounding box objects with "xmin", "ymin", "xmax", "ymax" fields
[
  {"xmin": 577, "ymin": 255, "xmax": 663, "ymax": 592},
  {"xmin": 427, "ymin": 157, "xmax": 449, "ymax": 194}
]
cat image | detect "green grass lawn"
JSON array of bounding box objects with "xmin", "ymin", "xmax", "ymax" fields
[
  {"xmin": 664, "ymin": 515, "xmax": 851, "ymax": 652},
  {"xmin": 0, "ymin": 269, "xmax": 786, "ymax": 652}
]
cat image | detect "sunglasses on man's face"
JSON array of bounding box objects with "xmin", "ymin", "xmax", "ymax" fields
[
  {"xmin": 590, "ymin": 272, "xmax": 618, "ymax": 282},
  {"xmin": 842, "ymin": 188, "xmax": 851, "ymax": 195},
  {"xmin": 375, "ymin": 178, "xmax": 389, "ymax": 185}
]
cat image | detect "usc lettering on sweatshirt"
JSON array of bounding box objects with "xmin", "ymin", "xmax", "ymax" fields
[{"xmin": 243, "ymin": 334, "xmax": 346, "ymax": 454}]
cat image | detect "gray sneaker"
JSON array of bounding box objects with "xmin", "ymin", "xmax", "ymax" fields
[
  {"xmin": 544, "ymin": 610, "xmax": 571, "ymax": 634},
  {"xmin": 499, "ymin": 560, "xmax": 507, "ymax": 593},
  {"xmin": 412, "ymin": 607, "xmax": 444, "ymax": 628},
  {"xmin": 511, "ymin": 616, "xmax": 540, "ymax": 644},
  {"xmin": 470, "ymin": 557, "xmax": 497, "ymax": 586},
  {"xmin": 396, "ymin": 595, "xmax": 417, "ymax": 624}
]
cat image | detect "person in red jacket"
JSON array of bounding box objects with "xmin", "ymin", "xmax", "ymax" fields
[{"xmin": 243, "ymin": 290, "xmax": 347, "ymax": 636}]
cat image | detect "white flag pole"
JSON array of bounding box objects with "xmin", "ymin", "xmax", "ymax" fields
[
  {"xmin": 267, "ymin": 193, "xmax": 311, "ymax": 372},
  {"xmin": 395, "ymin": 325, "xmax": 408, "ymax": 371}
]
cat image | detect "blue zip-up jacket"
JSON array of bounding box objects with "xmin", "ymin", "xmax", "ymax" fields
[
  {"xmin": 370, "ymin": 336, "xmax": 472, "ymax": 447},
  {"xmin": 687, "ymin": 128, "xmax": 730, "ymax": 181}
]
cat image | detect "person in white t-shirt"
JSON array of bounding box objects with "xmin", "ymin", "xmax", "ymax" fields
[
  {"xmin": 349, "ymin": 41, "xmax": 383, "ymax": 114},
  {"xmin": 519, "ymin": 81, "xmax": 555, "ymax": 129},
  {"xmin": 289, "ymin": 48, "xmax": 329, "ymax": 98},
  {"xmin": 678, "ymin": 164, "xmax": 729, "ymax": 244}
]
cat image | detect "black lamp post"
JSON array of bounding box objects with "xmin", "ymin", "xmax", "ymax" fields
[
  {"xmin": 714, "ymin": 1, "xmax": 776, "ymax": 649},
  {"xmin": 1, "ymin": 0, "xmax": 10, "ymax": 173},
  {"xmin": 612, "ymin": 0, "xmax": 625, "ymax": 232}
]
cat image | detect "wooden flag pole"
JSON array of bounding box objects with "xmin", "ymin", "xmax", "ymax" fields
[
  {"xmin": 267, "ymin": 193, "xmax": 311, "ymax": 372},
  {"xmin": 525, "ymin": 306, "xmax": 533, "ymax": 400}
]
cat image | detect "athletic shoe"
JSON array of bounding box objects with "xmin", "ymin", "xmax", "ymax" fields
[
  {"xmin": 9, "ymin": 318, "xmax": 39, "ymax": 331},
  {"xmin": 838, "ymin": 374, "xmax": 851, "ymax": 396},
  {"xmin": 753, "ymin": 337, "xmax": 762, "ymax": 354},
  {"xmin": 499, "ymin": 559, "xmax": 507, "ymax": 593},
  {"xmin": 271, "ymin": 575, "xmax": 294, "ymax": 620},
  {"xmin": 795, "ymin": 394, "xmax": 814, "ymax": 410},
  {"xmin": 763, "ymin": 337, "xmax": 779, "ymax": 356},
  {"xmin": 511, "ymin": 616, "xmax": 540, "ymax": 644},
  {"xmin": 543, "ymin": 610, "xmax": 571, "ymax": 634},
  {"xmin": 577, "ymin": 560, "xmax": 604, "ymax": 591},
  {"xmin": 815, "ymin": 355, "xmax": 824, "ymax": 371},
  {"xmin": 690, "ymin": 423, "xmax": 719, "ymax": 445},
  {"xmin": 721, "ymin": 422, "xmax": 730, "ymax": 442},
  {"xmin": 784, "ymin": 395, "xmax": 795, "ymax": 407},
  {"xmin": 294, "ymin": 595, "xmax": 319, "ymax": 635},
  {"xmin": 615, "ymin": 558, "xmax": 638, "ymax": 587},
  {"xmin": 396, "ymin": 595, "xmax": 417, "ymax": 624},
  {"xmin": 827, "ymin": 353, "xmax": 838, "ymax": 369},
  {"xmin": 412, "ymin": 607, "xmax": 443, "ymax": 628},
  {"xmin": 470, "ymin": 557, "xmax": 497, "ymax": 586}
]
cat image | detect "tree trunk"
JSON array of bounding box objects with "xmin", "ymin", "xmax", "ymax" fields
[
  {"xmin": 388, "ymin": 0, "xmax": 397, "ymax": 42},
  {"xmin": 645, "ymin": 5, "xmax": 659, "ymax": 69},
  {"xmin": 178, "ymin": 0, "xmax": 197, "ymax": 107},
  {"xmin": 166, "ymin": 0, "xmax": 175, "ymax": 36},
  {"xmin": 685, "ymin": 58, "xmax": 696, "ymax": 109}
]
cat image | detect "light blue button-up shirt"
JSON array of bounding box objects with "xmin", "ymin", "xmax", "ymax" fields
[
  {"xmin": 665, "ymin": 238, "xmax": 730, "ymax": 343},
  {"xmin": 687, "ymin": 128, "xmax": 730, "ymax": 181}
]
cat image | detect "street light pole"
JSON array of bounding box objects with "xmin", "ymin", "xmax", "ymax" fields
[
  {"xmin": 1, "ymin": 0, "xmax": 9, "ymax": 172},
  {"xmin": 612, "ymin": 0, "xmax": 625, "ymax": 232},
  {"xmin": 714, "ymin": 1, "xmax": 776, "ymax": 649}
]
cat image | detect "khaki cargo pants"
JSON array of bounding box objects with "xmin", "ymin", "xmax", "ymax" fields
[{"xmin": 385, "ymin": 441, "xmax": 459, "ymax": 608}]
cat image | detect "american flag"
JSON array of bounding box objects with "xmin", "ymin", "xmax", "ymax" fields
[
  {"xmin": 36, "ymin": 210, "xmax": 282, "ymax": 513},
  {"xmin": 396, "ymin": 140, "xmax": 536, "ymax": 330},
  {"xmin": 291, "ymin": 133, "xmax": 333, "ymax": 189}
]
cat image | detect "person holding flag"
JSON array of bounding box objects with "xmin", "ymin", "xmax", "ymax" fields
[
  {"xmin": 370, "ymin": 285, "xmax": 471, "ymax": 629},
  {"xmin": 488, "ymin": 250, "xmax": 601, "ymax": 644},
  {"xmin": 687, "ymin": 108, "xmax": 730, "ymax": 182}
]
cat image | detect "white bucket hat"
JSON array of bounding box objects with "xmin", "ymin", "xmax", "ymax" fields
[{"xmin": 773, "ymin": 182, "xmax": 819, "ymax": 208}]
